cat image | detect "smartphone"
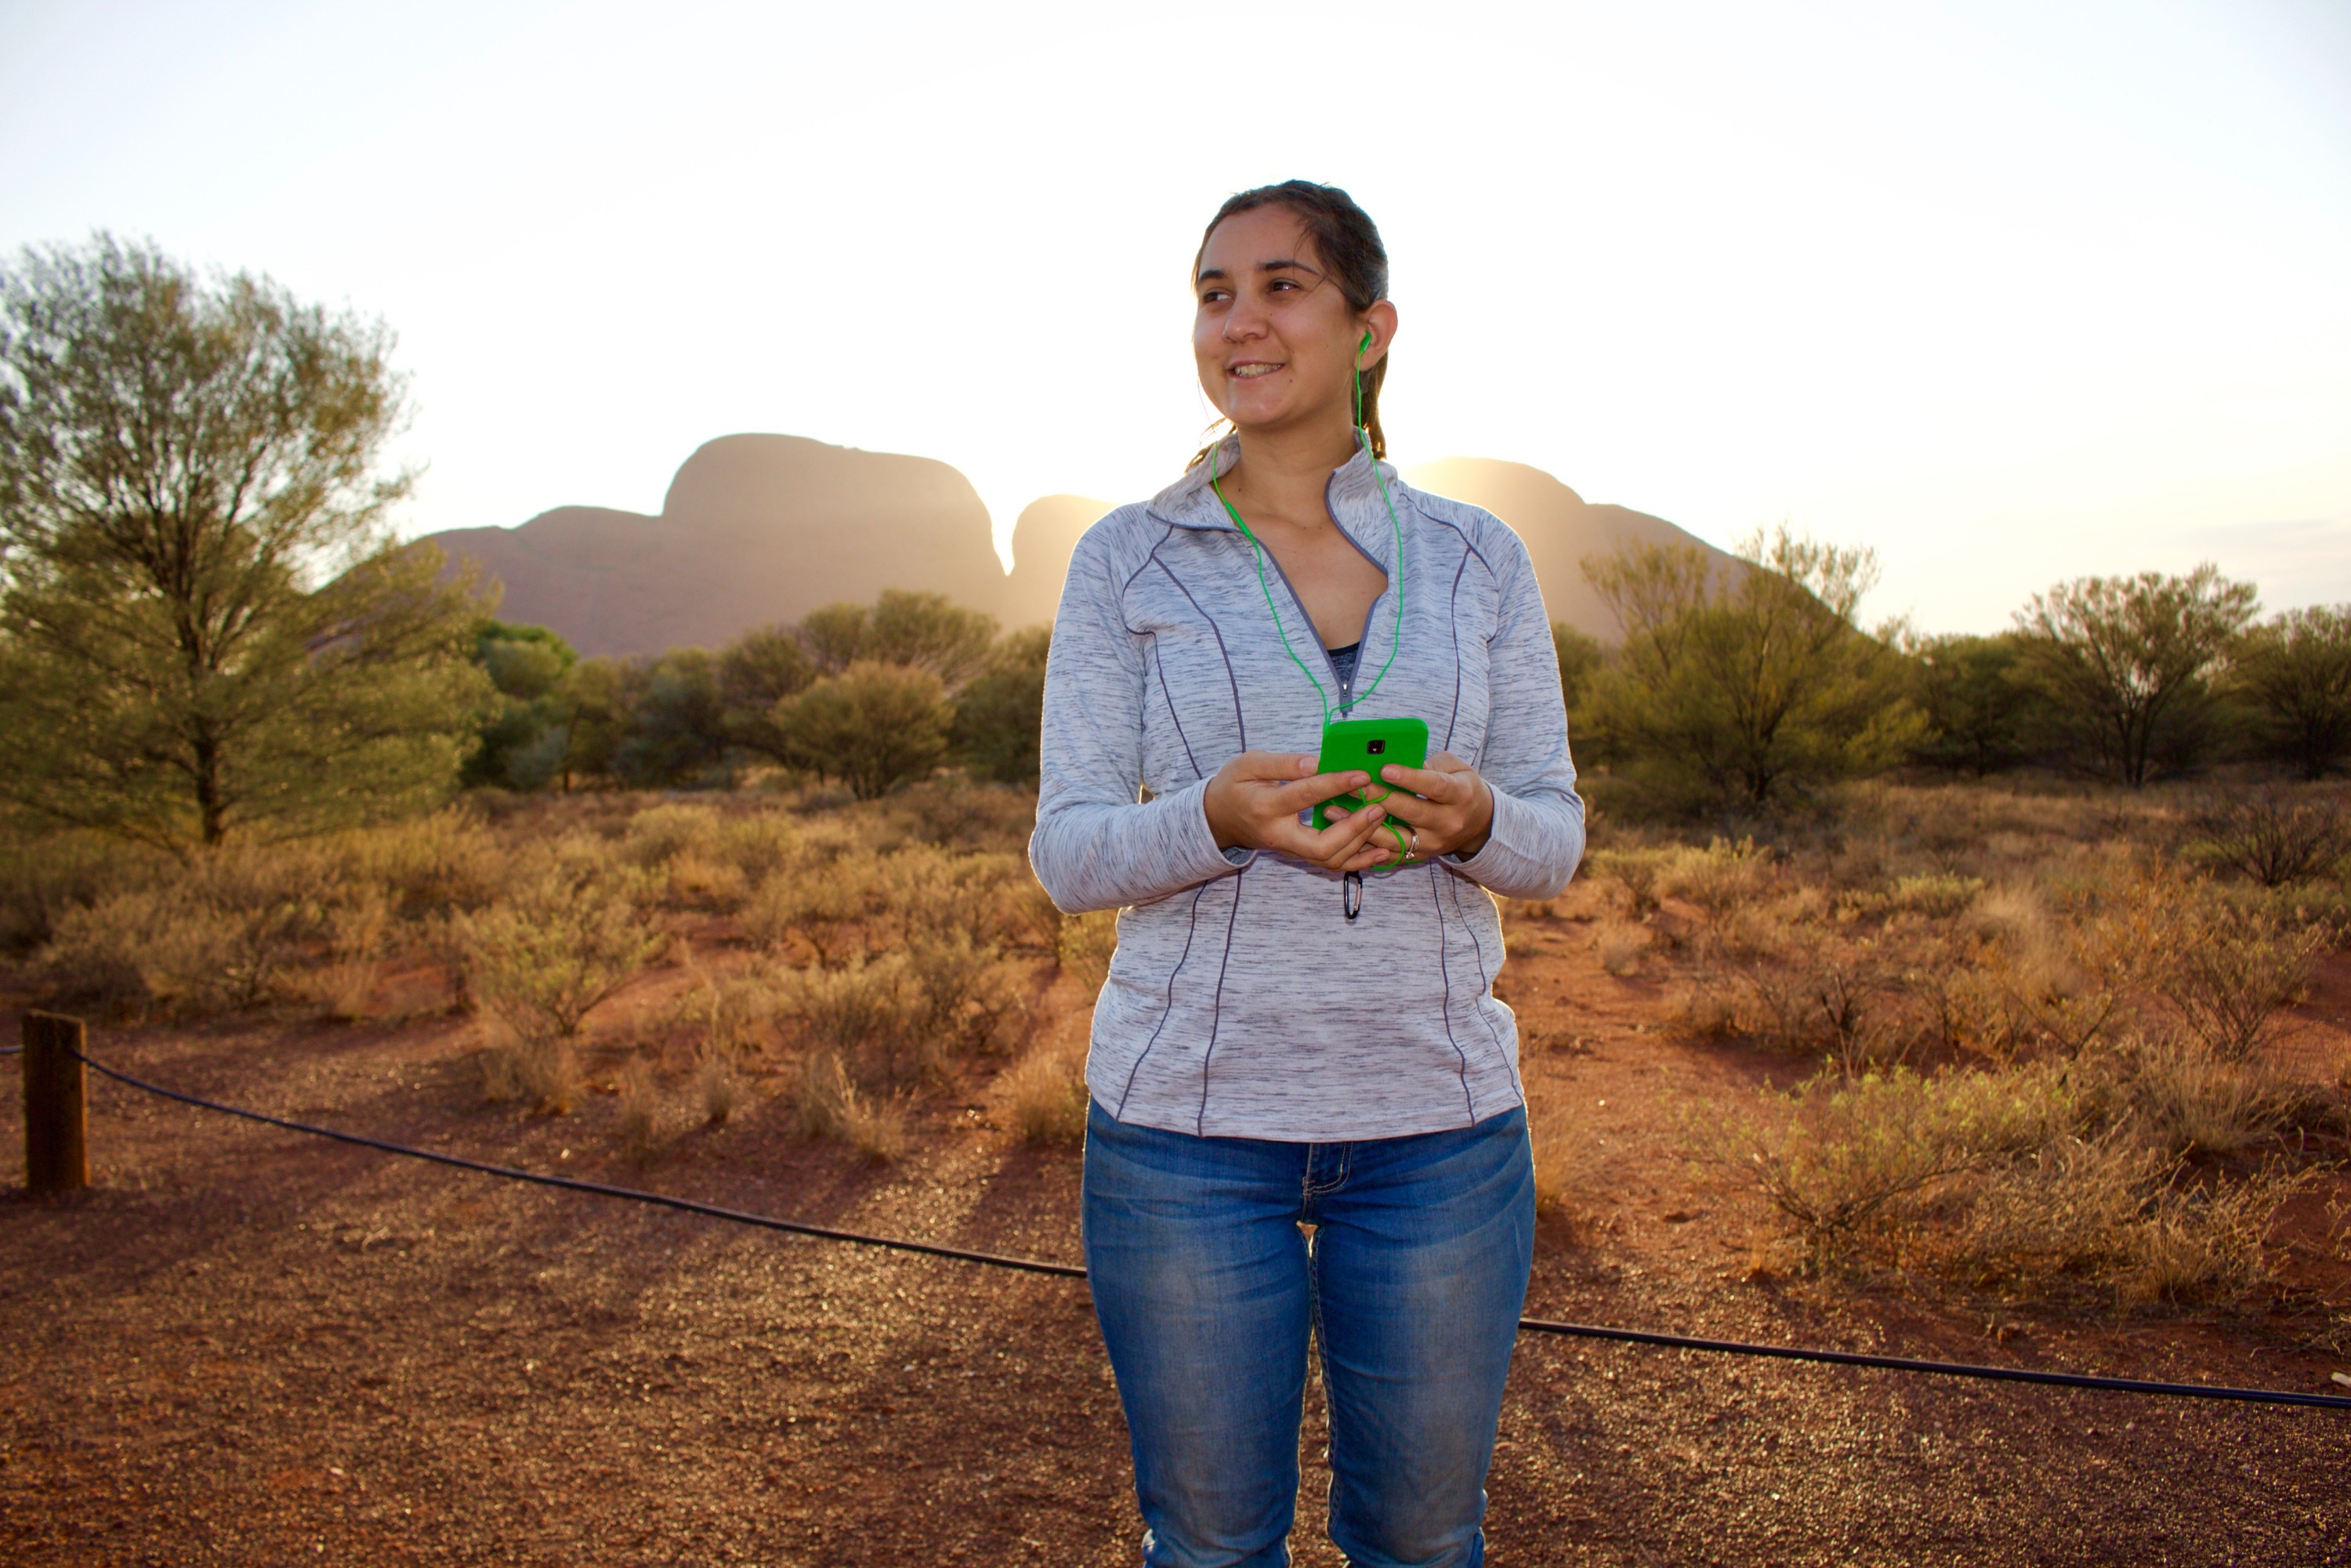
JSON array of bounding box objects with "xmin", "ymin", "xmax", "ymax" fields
[{"xmin": 1311, "ymin": 716, "xmax": 1429, "ymax": 831}]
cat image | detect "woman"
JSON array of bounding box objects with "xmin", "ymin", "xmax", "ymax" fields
[{"xmin": 1029, "ymin": 179, "xmax": 1584, "ymax": 1567}]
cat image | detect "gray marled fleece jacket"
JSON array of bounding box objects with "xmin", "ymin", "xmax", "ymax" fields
[{"xmin": 1028, "ymin": 436, "xmax": 1585, "ymax": 1142}]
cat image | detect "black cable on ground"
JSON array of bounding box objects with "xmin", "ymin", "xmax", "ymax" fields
[{"xmin": 65, "ymin": 1045, "xmax": 2351, "ymax": 1411}]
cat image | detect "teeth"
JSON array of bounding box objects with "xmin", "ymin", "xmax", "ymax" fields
[{"xmin": 1231, "ymin": 364, "xmax": 1281, "ymax": 378}]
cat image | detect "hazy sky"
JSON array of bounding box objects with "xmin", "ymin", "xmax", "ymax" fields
[{"xmin": 3, "ymin": 0, "xmax": 2346, "ymax": 632}]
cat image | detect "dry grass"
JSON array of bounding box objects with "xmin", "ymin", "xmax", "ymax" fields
[
  {"xmin": 694, "ymin": 1050, "xmax": 741, "ymax": 1127},
  {"xmin": 1594, "ymin": 922, "xmax": 1647, "ymax": 978},
  {"xmin": 616, "ymin": 1056, "xmax": 661, "ymax": 1163},
  {"xmin": 788, "ymin": 1050, "xmax": 907, "ymax": 1162},
  {"xmin": 1000, "ymin": 1037, "xmax": 1090, "ymax": 1145},
  {"xmin": 1527, "ymin": 1097, "xmax": 1605, "ymax": 1226},
  {"xmin": 478, "ymin": 1023, "xmax": 581, "ymax": 1115}
]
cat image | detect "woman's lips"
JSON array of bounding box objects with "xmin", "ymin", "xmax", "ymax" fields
[{"xmin": 1229, "ymin": 362, "xmax": 1284, "ymax": 379}]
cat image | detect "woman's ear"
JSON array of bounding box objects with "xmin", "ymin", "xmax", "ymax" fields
[{"xmin": 1356, "ymin": 299, "xmax": 1400, "ymax": 368}]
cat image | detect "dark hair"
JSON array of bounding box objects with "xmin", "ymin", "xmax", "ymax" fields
[{"xmin": 1190, "ymin": 179, "xmax": 1392, "ymax": 464}]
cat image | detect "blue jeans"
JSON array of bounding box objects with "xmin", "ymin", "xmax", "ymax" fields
[{"xmin": 1081, "ymin": 1100, "xmax": 1535, "ymax": 1568}]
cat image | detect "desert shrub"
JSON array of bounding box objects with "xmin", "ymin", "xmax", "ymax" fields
[
  {"xmin": 1056, "ymin": 909, "xmax": 1119, "ymax": 995},
  {"xmin": 2185, "ymin": 788, "xmax": 2351, "ymax": 887},
  {"xmin": 341, "ymin": 810, "xmax": 505, "ymax": 918},
  {"xmin": 0, "ymin": 827, "xmax": 156, "ymax": 953},
  {"xmin": 1963, "ymin": 876, "xmax": 2161, "ymax": 1059},
  {"xmin": 479, "ymin": 1027, "xmax": 581, "ymax": 1114},
  {"xmin": 1709, "ymin": 1066, "xmax": 2076, "ymax": 1254},
  {"xmin": 41, "ymin": 888, "xmax": 241, "ymax": 1013},
  {"xmin": 457, "ymin": 836, "xmax": 664, "ymax": 1041},
  {"xmin": 1692, "ymin": 924, "xmax": 1908, "ymax": 1071},
  {"xmin": 868, "ymin": 844, "xmax": 1014, "ymax": 947},
  {"xmin": 2225, "ymin": 880, "xmax": 2351, "ymax": 947},
  {"xmin": 711, "ymin": 811, "xmax": 806, "ymax": 884},
  {"xmin": 1716, "ymin": 1057, "xmax": 2306, "ymax": 1308},
  {"xmin": 741, "ymin": 861, "xmax": 871, "ymax": 964},
  {"xmin": 37, "ymin": 842, "xmax": 382, "ymax": 1016},
  {"xmin": 1936, "ymin": 1133, "xmax": 2172, "ymax": 1289},
  {"xmin": 622, "ymin": 803, "xmax": 721, "ymax": 868},
  {"xmin": 2114, "ymin": 1036, "xmax": 2300, "ymax": 1157},
  {"xmin": 1660, "ymin": 838, "xmax": 1773, "ymax": 925},
  {"xmin": 1002, "ymin": 878, "xmax": 1067, "ymax": 955},
  {"xmin": 2115, "ymin": 1168, "xmax": 2302, "ymax": 1307},
  {"xmin": 777, "ymin": 953, "xmax": 934, "ymax": 1090},
  {"xmin": 788, "ymin": 1049, "xmax": 906, "ymax": 1161},
  {"xmin": 2153, "ymin": 905, "xmax": 2321, "ymax": 1062},
  {"xmin": 890, "ymin": 778, "xmax": 1038, "ymax": 852},
  {"xmin": 906, "ymin": 932, "xmax": 1028, "ymax": 1055},
  {"xmin": 1000, "ymin": 1037, "xmax": 1090, "ymax": 1145},
  {"xmin": 1888, "ymin": 873, "xmax": 1983, "ymax": 919},
  {"xmin": 1583, "ymin": 847, "xmax": 1668, "ymax": 918},
  {"xmin": 298, "ymin": 892, "xmax": 393, "ymax": 1022},
  {"xmin": 661, "ymin": 853, "xmax": 750, "ymax": 911}
]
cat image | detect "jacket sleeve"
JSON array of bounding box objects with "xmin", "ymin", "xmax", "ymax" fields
[
  {"xmin": 1028, "ymin": 526, "xmax": 1248, "ymax": 914},
  {"xmin": 1444, "ymin": 520, "xmax": 1586, "ymax": 900}
]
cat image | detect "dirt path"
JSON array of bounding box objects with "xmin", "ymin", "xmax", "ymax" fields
[{"xmin": 3, "ymin": 913, "xmax": 2348, "ymax": 1566}]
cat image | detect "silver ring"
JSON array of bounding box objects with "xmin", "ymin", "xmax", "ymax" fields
[{"xmin": 1408, "ymin": 825, "xmax": 1421, "ymax": 858}]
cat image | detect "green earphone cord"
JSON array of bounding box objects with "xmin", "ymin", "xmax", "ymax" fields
[{"xmin": 1207, "ymin": 331, "xmax": 1413, "ymax": 867}]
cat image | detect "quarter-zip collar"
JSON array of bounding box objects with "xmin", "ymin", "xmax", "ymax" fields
[{"xmin": 1147, "ymin": 433, "xmax": 1407, "ymax": 574}]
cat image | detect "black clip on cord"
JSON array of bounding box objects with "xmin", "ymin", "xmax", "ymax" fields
[{"xmin": 1343, "ymin": 870, "xmax": 1364, "ymax": 922}]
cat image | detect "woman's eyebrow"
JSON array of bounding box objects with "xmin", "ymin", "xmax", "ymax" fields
[{"xmin": 1195, "ymin": 259, "xmax": 1325, "ymax": 284}]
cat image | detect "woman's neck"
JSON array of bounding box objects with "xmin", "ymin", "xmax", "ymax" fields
[{"xmin": 1222, "ymin": 417, "xmax": 1361, "ymax": 526}]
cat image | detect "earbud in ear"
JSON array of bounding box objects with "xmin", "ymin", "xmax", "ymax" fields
[{"xmin": 1360, "ymin": 329, "xmax": 1373, "ymax": 353}]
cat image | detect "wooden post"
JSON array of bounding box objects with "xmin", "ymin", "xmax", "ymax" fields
[{"xmin": 23, "ymin": 1012, "xmax": 89, "ymax": 1193}]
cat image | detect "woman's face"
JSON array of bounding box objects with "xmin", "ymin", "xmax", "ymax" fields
[{"xmin": 1194, "ymin": 206, "xmax": 1388, "ymax": 443}]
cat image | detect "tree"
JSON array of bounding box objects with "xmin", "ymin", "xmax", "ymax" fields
[
  {"xmin": 1551, "ymin": 622, "xmax": 1604, "ymax": 735},
  {"xmin": 1581, "ymin": 527, "xmax": 1916, "ymax": 813},
  {"xmin": 798, "ymin": 588, "xmax": 998, "ymax": 689},
  {"xmin": 555, "ymin": 656, "xmax": 645, "ymax": 788},
  {"xmin": 463, "ymin": 619, "xmax": 576, "ymax": 791},
  {"xmin": 954, "ymin": 625, "xmax": 1050, "ymax": 784},
  {"xmin": 612, "ymin": 648, "xmax": 730, "ymax": 787},
  {"xmin": 1903, "ymin": 632, "xmax": 2037, "ymax": 774},
  {"xmin": 2230, "ymin": 605, "xmax": 2351, "ymax": 779},
  {"xmin": 716, "ymin": 623, "xmax": 817, "ymax": 765},
  {"xmin": 778, "ymin": 659, "xmax": 952, "ymax": 798},
  {"xmin": 2012, "ymin": 565, "xmax": 2258, "ymax": 785},
  {"xmin": 0, "ymin": 234, "xmax": 489, "ymax": 849}
]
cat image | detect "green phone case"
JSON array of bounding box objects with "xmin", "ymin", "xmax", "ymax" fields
[{"xmin": 1311, "ymin": 716, "xmax": 1430, "ymax": 830}]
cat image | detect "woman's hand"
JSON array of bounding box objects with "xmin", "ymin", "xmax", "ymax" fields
[
  {"xmin": 1203, "ymin": 751, "xmax": 1400, "ymax": 873},
  {"xmin": 1336, "ymin": 751, "xmax": 1494, "ymax": 864}
]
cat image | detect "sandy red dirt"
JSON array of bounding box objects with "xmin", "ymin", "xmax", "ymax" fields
[{"xmin": 3, "ymin": 904, "xmax": 2349, "ymax": 1566}]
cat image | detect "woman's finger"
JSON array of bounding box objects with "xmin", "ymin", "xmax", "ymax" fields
[
  {"xmin": 1267, "ymin": 769, "xmax": 1373, "ymax": 817},
  {"xmin": 1375, "ymin": 762, "xmax": 1470, "ymax": 801},
  {"xmin": 1282, "ymin": 802, "xmax": 1388, "ymax": 868}
]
